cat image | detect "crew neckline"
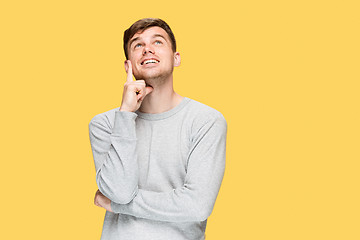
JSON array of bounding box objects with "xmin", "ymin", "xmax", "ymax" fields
[{"xmin": 135, "ymin": 97, "xmax": 191, "ymax": 121}]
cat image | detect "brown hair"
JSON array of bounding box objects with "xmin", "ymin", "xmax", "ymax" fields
[{"xmin": 123, "ymin": 18, "xmax": 177, "ymax": 59}]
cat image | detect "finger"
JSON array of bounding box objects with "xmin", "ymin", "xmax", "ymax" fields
[
  {"xmin": 138, "ymin": 86, "xmax": 153, "ymax": 101},
  {"xmin": 125, "ymin": 60, "xmax": 134, "ymax": 83},
  {"xmin": 94, "ymin": 190, "xmax": 100, "ymax": 205},
  {"xmin": 127, "ymin": 80, "xmax": 145, "ymax": 95},
  {"xmin": 146, "ymin": 86, "xmax": 154, "ymax": 95},
  {"xmin": 142, "ymin": 86, "xmax": 154, "ymax": 98}
]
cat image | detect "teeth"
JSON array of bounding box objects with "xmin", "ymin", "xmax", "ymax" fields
[{"xmin": 143, "ymin": 59, "xmax": 159, "ymax": 65}]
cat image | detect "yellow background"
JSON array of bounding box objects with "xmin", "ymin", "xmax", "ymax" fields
[{"xmin": 1, "ymin": 0, "xmax": 359, "ymax": 239}]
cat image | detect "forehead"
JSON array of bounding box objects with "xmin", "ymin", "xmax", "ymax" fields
[{"xmin": 130, "ymin": 26, "xmax": 170, "ymax": 42}]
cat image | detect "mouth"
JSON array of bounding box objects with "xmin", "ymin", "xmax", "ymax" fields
[{"xmin": 141, "ymin": 58, "xmax": 160, "ymax": 65}]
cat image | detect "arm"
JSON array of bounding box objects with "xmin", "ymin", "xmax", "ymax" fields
[
  {"xmin": 110, "ymin": 115, "xmax": 227, "ymax": 222},
  {"xmin": 89, "ymin": 60, "xmax": 152, "ymax": 204},
  {"xmin": 89, "ymin": 111, "xmax": 139, "ymax": 204}
]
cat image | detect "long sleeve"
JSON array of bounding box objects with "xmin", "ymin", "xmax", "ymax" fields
[
  {"xmin": 89, "ymin": 110, "xmax": 139, "ymax": 204},
  {"xmin": 110, "ymin": 115, "xmax": 227, "ymax": 222}
]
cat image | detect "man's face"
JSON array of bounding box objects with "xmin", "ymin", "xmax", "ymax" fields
[{"xmin": 127, "ymin": 26, "xmax": 180, "ymax": 85}]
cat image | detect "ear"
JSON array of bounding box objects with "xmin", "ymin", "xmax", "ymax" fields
[
  {"xmin": 174, "ymin": 52, "xmax": 181, "ymax": 67},
  {"xmin": 124, "ymin": 60, "xmax": 129, "ymax": 72}
]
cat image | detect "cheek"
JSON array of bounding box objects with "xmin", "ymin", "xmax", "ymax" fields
[
  {"xmin": 129, "ymin": 57, "xmax": 141, "ymax": 70},
  {"xmin": 129, "ymin": 51, "xmax": 141, "ymax": 61}
]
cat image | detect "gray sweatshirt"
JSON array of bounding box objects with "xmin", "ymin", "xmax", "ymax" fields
[{"xmin": 89, "ymin": 97, "xmax": 227, "ymax": 240}]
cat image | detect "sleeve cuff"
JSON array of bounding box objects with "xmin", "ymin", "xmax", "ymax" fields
[
  {"xmin": 112, "ymin": 111, "xmax": 138, "ymax": 138},
  {"xmin": 111, "ymin": 200, "xmax": 123, "ymax": 213}
]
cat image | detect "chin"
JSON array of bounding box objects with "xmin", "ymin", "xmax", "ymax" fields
[
  {"xmin": 135, "ymin": 68, "xmax": 173, "ymax": 85},
  {"xmin": 139, "ymin": 71, "xmax": 171, "ymax": 81},
  {"xmin": 144, "ymin": 76, "xmax": 166, "ymax": 87},
  {"xmin": 135, "ymin": 73, "xmax": 158, "ymax": 81},
  {"xmin": 135, "ymin": 69, "xmax": 158, "ymax": 79}
]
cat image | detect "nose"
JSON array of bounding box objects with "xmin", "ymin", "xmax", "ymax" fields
[{"xmin": 143, "ymin": 45, "xmax": 155, "ymax": 55}]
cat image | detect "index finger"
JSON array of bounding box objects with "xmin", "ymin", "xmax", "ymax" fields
[{"xmin": 126, "ymin": 60, "xmax": 134, "ymax": 82}]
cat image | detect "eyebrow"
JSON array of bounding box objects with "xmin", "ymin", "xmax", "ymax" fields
[
  {"xmin": 129, "ymin": 37, "xmax": 140, "ymax": 48},
  {"xmin": 153, "ymin": 34, "xmax": 167, "ymax": 42},
  {"xmin": 129, "ymin": 34, "xmax": 168, "ymax": 48}
]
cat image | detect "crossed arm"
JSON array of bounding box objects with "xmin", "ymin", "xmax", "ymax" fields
[{"xmin": 89, "ymin": 111, "xmax": 227, "ymax": 222}]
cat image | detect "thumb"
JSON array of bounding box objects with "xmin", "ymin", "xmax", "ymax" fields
[
  {"xmin": 138, "ymin": 86, "xmax": 154, "ymax": 102},
  {"xmin": 145, "ymin": 86, "xmax": 154, "ymax": 95}
]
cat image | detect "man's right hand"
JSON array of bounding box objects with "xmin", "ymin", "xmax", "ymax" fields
[
  {"xmin": 119, "ymin": 60, "xmax": 153, "ymax": 112},
  {"xmin": 94, "ymin": 189, "xmax": 113, "ymax": 212}
]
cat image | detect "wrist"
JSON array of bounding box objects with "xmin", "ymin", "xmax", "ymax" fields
[{"xmin": 119, "ymin": 106, "xmax": 134, "ymax": 112}]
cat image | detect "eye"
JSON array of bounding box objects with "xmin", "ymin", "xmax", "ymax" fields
[
  {"xmin": 134, "ymin": 43, "xmax": 142, "ymax": 48},
  {"xmin": 155, "ymin": 40, "xmax": 162, "ymax": 45}
]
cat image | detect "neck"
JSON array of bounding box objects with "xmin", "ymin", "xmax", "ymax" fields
[{"xmin": 138, "ymin": 76, "xmax": 183, "ymax": 114}]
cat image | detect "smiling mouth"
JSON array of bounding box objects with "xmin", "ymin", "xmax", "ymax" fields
[{"xmin": 141, "ymin": 59, "xmax": 160, "ymax": 65}]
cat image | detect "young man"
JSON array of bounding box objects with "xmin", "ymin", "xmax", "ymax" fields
[{"xmin": 89, "ymin": 18, "xmax": 227, "ymax": 240}]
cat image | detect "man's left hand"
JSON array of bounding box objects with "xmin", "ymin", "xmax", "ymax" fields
[{"xmin": 94, "ymin": 189, "xmax": 113, "ymax": 212}]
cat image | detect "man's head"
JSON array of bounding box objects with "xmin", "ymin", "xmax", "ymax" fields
[
  {"xmin": 123, "ymin": 18, "xmax": 180, "ymax": 86},
  {"xmin": 123, "ymin": 18, "xmax": 177, "ymax": 60}
]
